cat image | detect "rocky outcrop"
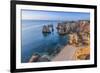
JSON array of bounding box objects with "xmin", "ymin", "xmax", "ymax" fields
[
  {"xmin": 56, "ymin": 23, "xmax": 69, "ymax": 35},
  {"xmin": 56, "ymin": 20, "xmax": 90, "ymax": 44},
  {"xmin": 29, "ymin": 54, "xmax": 50, "ymax": 62},
  {"xmin": 42, "ymin": 25, "xmax": 51, "ymax": 33},
  {"xmin": 74, "ymin": 47, "xmax": 90, "ymax": 60},
  {"xmin": 81, "ymin": 33, "xmax": 90, "ymax": 45},
  {"xmin": 56, "ymin": 21, "xmax": 77, "ymax": 35},
  {"xmin": 37, "ymin": 55, "xmax": 50, "ymax": 62},
  {"xmin": 68, "ymin": 33, "xmax": 79, "ymax": 45},
  {"xmin": 77, "ymin": 20, "xmax": 90, "ymax": 33},
  {"xmin": 29, "ymin": 55, "xmax": 40, "ymax": 62},
  {"xmin": 42, "ymin": 24, "xmax": 54, "ymax": 33},
  {"xmin": 56, "ymin": 20, "xmax": 90, "ymax": 35}
]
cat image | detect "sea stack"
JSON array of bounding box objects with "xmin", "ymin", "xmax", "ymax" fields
[{"xmin": 42, "ymin": 25, "xmax": 51, "ymax": 33}]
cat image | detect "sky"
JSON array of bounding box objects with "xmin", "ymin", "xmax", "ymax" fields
[{"xmin": 21, "ymin": 9, "xmax": 90, "ymax": 21}]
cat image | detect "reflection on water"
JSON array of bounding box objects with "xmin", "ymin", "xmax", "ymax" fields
[{"xmin": 42, "ymin": 33, "xmax": 51, "ymax": 37}]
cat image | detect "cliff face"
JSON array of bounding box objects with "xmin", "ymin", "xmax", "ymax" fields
[
  {"xmin": 56, "ymin": 20, "xmax": 90, "ymax": 35},
  {"xmin": 67, "ymin": 21, "xmax": 90, "ymax": 60},
  {"xmin": 29, "ymin": 20, "xmax": 90, "ymax": 62},
  {"xmin": 74, "ymin": 47, "xmax": 90, "ymax": 60},
  {"xmin": 55, "ymin": 20, "xmax": 90, "ymax": 60},
  {"xmin": 68, "ymin": 33, "xmax": 79, "ymax": 45},
  {"xmin": 77, "ymin": 20, "xmax": 90, "ymax": 33},
  {"xmin": 42, "ymin": 20, "xmax": 90, "ymax": 46},
  {"xmin": 56, "ymin": 20, "xmax": 90, "ymax": 46}
]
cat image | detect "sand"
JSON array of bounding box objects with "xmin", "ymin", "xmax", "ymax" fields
[{"xmin": 52, "ymin": 45, "xmax": 88, "ymax": 61}]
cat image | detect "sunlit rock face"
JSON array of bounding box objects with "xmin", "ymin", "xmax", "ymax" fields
[
  {"xmin": 74, "ymin": 47, "xmax": 90, "ymax": 60},
  {"xmin": 56, "ymin": 20, "xmax": 90, "ymax": 46},
  {"xmin": 56, "ymin": 20, "xmax": 90, "ymax": 35}
]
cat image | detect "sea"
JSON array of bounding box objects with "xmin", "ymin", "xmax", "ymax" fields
[{"xmin": 21, "ymin": 20, "xmax": 68, "ymax": 63}]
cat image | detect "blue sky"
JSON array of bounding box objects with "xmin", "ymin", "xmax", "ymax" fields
[{"xmin": 22, "ymin": 10, "xmax": 90, "ymax": 21}]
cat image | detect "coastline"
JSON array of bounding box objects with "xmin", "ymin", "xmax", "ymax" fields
[
  {"xmin": 27, "ymin": 20, "xmax": 90, "ymax": 63},
  {"xmin": 52, "ymin": 45, "xmax": 90, "ymax": 61}
]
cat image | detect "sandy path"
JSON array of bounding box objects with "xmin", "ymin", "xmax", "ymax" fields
[{"xmin": 52, "ymin": 45, "xmax": 78, "ymax": 61}]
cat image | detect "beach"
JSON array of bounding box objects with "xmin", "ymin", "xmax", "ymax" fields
[
  {"xmin": 52, "ymin": 45, "xmax": 77, "ymax": 61},
  {"xmin": 52, "ymin": 45, "xmax": 89, "ymax": 61}
]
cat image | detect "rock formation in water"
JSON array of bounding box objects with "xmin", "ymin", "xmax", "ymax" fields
[
  {"xmin": 42, "ymin": 25, "xmax": 51, "ymax": 33},
  {"xmin": 29, "ymin": 54, "xmax": 50, "ymax": 62},
  {"xmin": 29, "ymin": 55, "xmax": 40, "ymax": 62},
  {"xmin": 42, "ymin": 24, "xmax": 54, "ymax": 33},
  {"xmin": 37, "ymin": 55, "xmax": 50, "ymax": 62}
]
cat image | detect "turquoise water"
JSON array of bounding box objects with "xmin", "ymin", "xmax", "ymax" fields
[{"xmin": 21, "ymin": 20, "xmax": 68, "ymax": 63}]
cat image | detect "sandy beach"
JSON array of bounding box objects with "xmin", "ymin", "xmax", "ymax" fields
[{"xmin": 52, "ymin": 45, "xmax": 89, "ymax": 61}]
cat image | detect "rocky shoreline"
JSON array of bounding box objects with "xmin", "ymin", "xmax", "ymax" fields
[{"xmin": 29, "ymin": 20, "xmax": 90, "ymax": 62}]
